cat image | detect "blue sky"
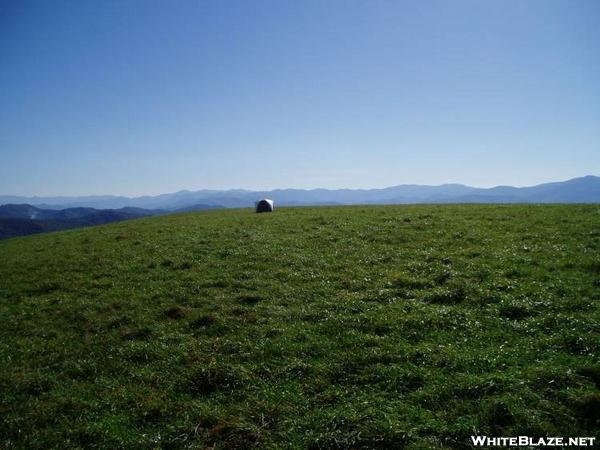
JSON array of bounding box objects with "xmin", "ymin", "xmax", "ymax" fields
[{"xmin": 1, "ymin": 0, "xmax": 599, "ymax": 196}]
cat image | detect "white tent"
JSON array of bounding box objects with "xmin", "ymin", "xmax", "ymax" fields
[{"xmin": 255, "ymin": 198, "xmax": 274, "ymax": 213}]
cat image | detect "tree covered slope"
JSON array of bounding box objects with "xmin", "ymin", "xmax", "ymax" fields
[{"xmin": 0, "ymin": 204, "xmax": 160, "ymax": 239}]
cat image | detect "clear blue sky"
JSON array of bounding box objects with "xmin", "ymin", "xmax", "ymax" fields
[{"xmin": 1, "ymin": 0, "xmax": 599, "ymax": 196}]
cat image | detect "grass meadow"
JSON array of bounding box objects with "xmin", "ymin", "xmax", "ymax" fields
[{"xmin": 1, "ymin": 205, "xmax": 599, "ymax": 448}]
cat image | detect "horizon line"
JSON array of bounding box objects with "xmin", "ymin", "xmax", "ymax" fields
[{"xmin": 1, "ymin": 174, "xmax": 597, "ymax": 199}]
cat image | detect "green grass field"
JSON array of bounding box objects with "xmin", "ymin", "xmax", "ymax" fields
[{"xmin": 1, "ymin": 205, "xmax": 599, "ymax": 449}]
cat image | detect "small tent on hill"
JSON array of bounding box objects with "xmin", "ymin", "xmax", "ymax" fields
[{"xmin": 255, "ymin": 199, "xmax": 274, "ymax": 213}]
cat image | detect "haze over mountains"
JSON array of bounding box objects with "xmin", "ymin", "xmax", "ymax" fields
[
  {"xmin": 1, "ymin": 176, "xmax": 599, "ymax": 239},
  {"xmin": 0, "ymin": 205, "xmax": 161, "ymax": 239},
  {"xmin": 2, "ymin": 176, "xmax": 599, "ymax": 211}
]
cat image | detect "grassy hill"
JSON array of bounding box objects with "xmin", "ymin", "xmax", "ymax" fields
[{"xmin": 1, "ymin": 205, "xmax": 599, "ymax": 449}]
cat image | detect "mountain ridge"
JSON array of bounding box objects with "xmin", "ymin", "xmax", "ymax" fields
[
  {"xmin": 1, "ymin": 175, "xmax": 599, "ymax": 239},
  {"xmin": 1, "ymin": 176, "xmax": 599, "ymax": 212},
  {"xmin": 0, "ymin": 204, "xmax": 164, "ymax": 240}
]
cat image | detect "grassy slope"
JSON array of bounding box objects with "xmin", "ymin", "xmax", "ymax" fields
[{"xmin": 0, "ymin": 205, "xmax": 599, "ymax": 449}]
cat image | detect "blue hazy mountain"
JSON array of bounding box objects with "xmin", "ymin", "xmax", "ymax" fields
[
  {"xmin": 442, "ymin": 176, "xmax": 600, "ymax": 203},
  {"xmin": 1, "ymin": 176, "xmax": 598, "ymax": 211},
  {"xmin": 0, "ymin": 205, "xmax": 160, "ymax": 239},
  {"xmin": 1, "ymin": 176, "xmax": 598, "ymax": 239},
  {"xmin": 0, "ymin": 203, "xmax": 228, "ymax": 239}
]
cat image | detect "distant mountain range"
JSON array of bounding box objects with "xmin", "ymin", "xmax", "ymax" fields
[
  {"xmin": 1, "ymin": 175, "xmax": 598, "ymax": 239},
  {"xmin": 0, "ymin": 205, "xmax": 165, "ymax": 240},
  {"xmin": 2, "ymin": 175, "xmax": 599, "ymax": 210}
]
